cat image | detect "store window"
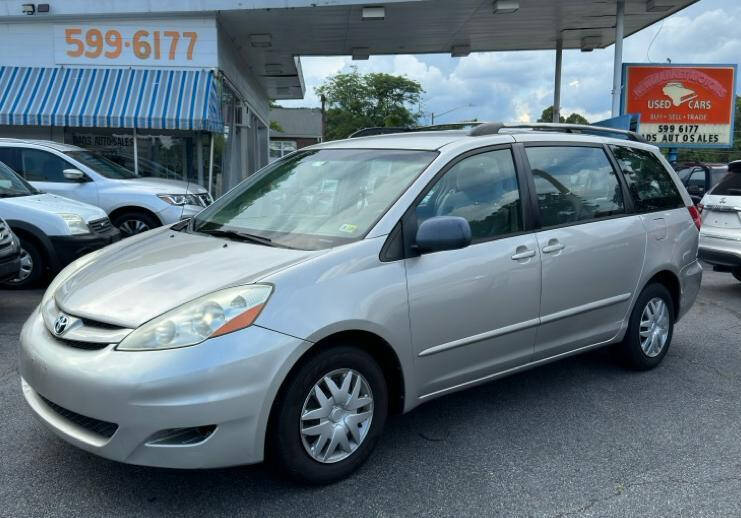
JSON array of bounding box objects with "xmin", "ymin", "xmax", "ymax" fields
[{"xmin": 270, "ymin": 140, "xmax": 297, "ymax": 162}]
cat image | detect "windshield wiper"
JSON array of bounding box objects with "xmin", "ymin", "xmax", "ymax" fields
[
  {"xmin": 0, "ymin": 192, "xmax": 28, "ymax": 198},
  {"xmin": 200, "ymin": 228, "xmax": 275, "ymax": 247}
]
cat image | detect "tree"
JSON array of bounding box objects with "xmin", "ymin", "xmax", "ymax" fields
[
  {"xmin": 316, "ymin": 68, "xmax": 423, "ymax": 140},
  {"xmin": 537, "ymin": 106, "xmax": 589, "ymax": 125}
]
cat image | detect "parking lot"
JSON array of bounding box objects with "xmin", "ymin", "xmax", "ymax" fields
[{"xmin": 0, "ymin": 270, "xmax": 739, "ymax": 517}]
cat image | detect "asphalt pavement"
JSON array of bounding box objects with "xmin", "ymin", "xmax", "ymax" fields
[{"xmin": 1, "ymin": 271, "xmax": 740, "ymax": 517}]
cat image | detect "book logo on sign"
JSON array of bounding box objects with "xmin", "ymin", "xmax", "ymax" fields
[{"xmin": 662, "ymin": 82, "xmax": 697, "ymax": 106}]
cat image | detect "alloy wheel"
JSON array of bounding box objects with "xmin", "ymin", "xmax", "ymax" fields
[
  {"xmin": 639, "ymin": 297, "xmax": 670, "ymax": 357},
  {"xmin": 8, "ymin": 248, "xmax": 33, "ymax": 284},
  {"xmin": 118, "ymin": 219, "xmax": 150, "ymax": 236},
  {"xmin": 300, "ymin": 368, "xmax": 374, "ymax": 464}
]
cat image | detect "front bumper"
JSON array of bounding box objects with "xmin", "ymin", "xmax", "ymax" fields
[
  {"xmin": 20, "ymin": 307, "xmax": 309, "ymax": 468},
  {"xmin": 49, "ymin": 229, "xmax": 120, "ymax": 270},
  {"xmin": 698, "ymin": 233, "xmax": 741, "ymax": 269}
]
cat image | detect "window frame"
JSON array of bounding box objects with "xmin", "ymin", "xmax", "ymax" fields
[
  {"xmin": 14, "ymin": 147, "xmax": 78, "ymax": 183},
  {"xmin": 607, "ymin": 144, "xmax": 686, "ymax": 214},
  {"xmin": 393, "ymin": 143, "xmax": 536, "ymax": 260},
  {"xmin": 519, "ymin": 141, "xmax": 635, "ymax": 231}
]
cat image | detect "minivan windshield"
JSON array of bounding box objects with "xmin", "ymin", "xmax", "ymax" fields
[
  {"xmin": 0, "ymin": 160, "xmax": 38, "ymax": 197},
  {"xmin": 64, "ymin": 150, "xmax": 138, "ymax": 179},
  {"xmin": 192, "ymin": 148, "xmax": 437, "ymax": 250}
]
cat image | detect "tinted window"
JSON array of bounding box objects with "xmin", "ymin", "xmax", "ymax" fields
[
  {"xmin": 712, "ymin": 173, "xmax": 741, "ymax": 196},
  {"xmin": 415, "ymin": 149, "xmax": 522, "ymax": 241},
  {"xmin": 0, "ymin": 148, "xmax": 21, "ymax": 171},
  {"xmin": 687, "ymin": 169, "xmax": 706, "ymax": 189},
  {"xmin": 526, "ymin": 146, "xmax": 624, "ymax": 227},
  {"xmin": 611, "ymin": 146, "xmax": 684, "ymax": 211},
  {"xmin": 18, "ymin": 149, "xmax": 75, "ymax": 182}
]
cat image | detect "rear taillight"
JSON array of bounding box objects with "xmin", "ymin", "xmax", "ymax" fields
[{"xmin": 688, "ymin": 205, "xmax": 702, "ymax": 230}]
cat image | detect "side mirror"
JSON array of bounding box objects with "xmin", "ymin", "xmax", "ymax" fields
[
  {"xmin": 415, "ymin": 216, "xmax": 472, "ymax": 254},
  {"xmin": 63, "ymin": 169, "xmax": 86, "ymax": 182}
]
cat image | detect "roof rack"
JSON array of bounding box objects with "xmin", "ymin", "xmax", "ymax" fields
[
  {"xmin": 468, "ymin": 122, "xmax": 646, "ymax": 142},
  {"xmin": 348, "ymin": 123, "xmax": 477, "ymax": 138}
]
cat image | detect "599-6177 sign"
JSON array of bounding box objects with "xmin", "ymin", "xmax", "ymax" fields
[
  {"xmin": 53, "ymin": 23, "xmax": 217, "ymax": 68},
  {"xmin": 622, "ymin": 63, "xmax": 737, "ymax": 149}
]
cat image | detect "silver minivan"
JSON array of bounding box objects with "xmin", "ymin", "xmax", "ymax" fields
[{"xmin": 20, "ymin": 124, "xmax": 702, "ymax": 483}]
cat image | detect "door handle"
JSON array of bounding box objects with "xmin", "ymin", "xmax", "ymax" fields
[
  {"xmin": 541, "ymin": 240, "xmax": 565, "ymax": 254},
  {"xmin": 511, "ymin": 248, "xmax": 536, "ymax": 261}
]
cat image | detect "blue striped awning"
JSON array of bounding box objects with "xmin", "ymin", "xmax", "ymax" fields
[{"xmin": 0, "ymin": 67, "xmax": 223, "ymax": 132}]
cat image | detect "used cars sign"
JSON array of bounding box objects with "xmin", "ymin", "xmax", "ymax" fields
[{"xmin": 621, "ymin": 63, "xmax": 737, "ymax": 148}]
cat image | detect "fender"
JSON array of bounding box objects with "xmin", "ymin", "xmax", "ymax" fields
[{"xmin": 4, "ymin": 219, "xmax": 61, "ymax": 272}]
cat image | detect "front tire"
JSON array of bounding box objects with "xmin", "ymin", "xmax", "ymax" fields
[
  {"xmin": 618, "ymin": 283, "xmax": 675, "ymax": 370},
  {"xmin": 2, "ymin": 238, "xmax": 45, "ymax": 289},
  {"xmin": 269, "ymin": 346, "xmax": 388, "ymax": 484},
  {"xmin": 111, "ymin": 211, "xmax": 159, "ymax": 237}
]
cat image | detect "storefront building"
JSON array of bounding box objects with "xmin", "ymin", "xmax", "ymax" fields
[
  {"xmin": 0, "ymin": 14, "xmax": 298, "ymax": 197},
  {"xmin": 269, "ymin": 107, "xmax": 323, "ymax": 161}
]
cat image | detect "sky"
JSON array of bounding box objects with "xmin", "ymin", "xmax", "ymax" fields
[{"xmin": 278, "ymin": 0, "xmax": 741, "ymax": 125}]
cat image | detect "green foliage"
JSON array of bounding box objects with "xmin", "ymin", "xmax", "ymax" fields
[
  {"xmin": 316, "ymin": 68, "xmax": 424, "ymax": 140},
  {"xmin": 675, "ymin": 96, "xmax": 741, "ymax": 164},
  {"xmin": 269, "ymin": 120, "xmax": 284, "ymax": 133},
  {"xmin": 537, "ymin": 106, "xmax": 589, "ymax": 125}
]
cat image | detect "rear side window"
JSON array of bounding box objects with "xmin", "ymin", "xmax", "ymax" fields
[
  {"xmin": 525, "ymin": 146, "xmax": 625, "ymax": 227},
  {"xmin": 610, "ymin": 146, "xmax": 684, "ymax": 211},
  {"xmin": 711, "ymin": 173, "xmax": 741, "ymax": 196}
]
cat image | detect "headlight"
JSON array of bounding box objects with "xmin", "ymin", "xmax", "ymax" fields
[
  {"xmin": 116, "ymin": 284, "xmax": 273, "ymax": 351},
  {"xmin": 60, "ymin": 213, "xmax": 90, "ymax": 235},
  {"xmin": 157, "ymin": 193, "xmax": 202, "ymax": 206}
]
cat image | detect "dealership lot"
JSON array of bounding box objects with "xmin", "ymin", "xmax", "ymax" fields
[{"xmin": 1, "ymin": 271, "xmax": 740, "ymax": 517}]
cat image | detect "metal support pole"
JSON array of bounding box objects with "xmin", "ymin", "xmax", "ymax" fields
[
  {"xmin": 196, "ymin": 133, "xmax": 204, "ymax": 186},
  {"xmin": 611, "ymin": 0, "xmax": 625, "ymax": 117},
  {"xmin": 208, "ymin": 133, "xmax": 215, "ymax": 197},
  {"xmin": 132, "ymin": 127, "xmax": 139, "ymax": 176},
  {"xmin": 553, "ymin": 38, "xmax": 563, "ymax": 123}
]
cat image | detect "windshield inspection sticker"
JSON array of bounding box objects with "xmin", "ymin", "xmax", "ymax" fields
[{"xmin": 339, "ymin": 224, "xmax": 358, "ymax": 234}]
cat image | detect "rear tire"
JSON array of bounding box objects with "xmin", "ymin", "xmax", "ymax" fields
[
  {"xmin": 111, "ymin": 211, "xmax": 160, "ymax": 237},
  {"xmin": 2, "ymin": 238, "xmax": 45, "ymax": 289},
  {"xmin": 268, "ymin": 345, "xmax": 388, "ymax": 484},
  {"xmin": 618, "ymin": 283, "xmax": 675, "ymax": 370}
]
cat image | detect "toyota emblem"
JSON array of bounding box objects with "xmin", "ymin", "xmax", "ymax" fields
[{"xmin": 53, "ymin": 314, "xmax": 69, "ymax": 335}]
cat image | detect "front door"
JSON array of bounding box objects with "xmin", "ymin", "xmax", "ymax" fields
[
  {"xmin": 523, "ymin": 145, "xmax": 646, "ymax": 360},
  {"xmin": 404, "ymin": 147, "xmax": 541, "ymax": 398},
  {"xmin": 16, "ymin": 148, "xmax": 98, "ymax": 206}
]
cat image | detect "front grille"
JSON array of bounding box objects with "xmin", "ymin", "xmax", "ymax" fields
[
  {"xmin": 45, "ymin": 328, "xmax": 110, "ymax": 350},
  {"xmin": 0, "ymin": 220, "xmax": 11, "ymax": 249},
  {"xmin": 39, "ymin": 395, "xmax": 118, "ymax": 439},
  {"xmin": 89, "ymin": 218, "xmax": 113, "ymax": 234}
]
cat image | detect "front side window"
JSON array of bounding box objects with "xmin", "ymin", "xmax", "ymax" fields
[
  {"xmin": 610, "ymin": 145, "xmax": 684, "ymax": 211},
  {"xmin": 192, "ymin": 148, "xmax": 437, "ymax": 250},
  {"xmin": 64, "ymin": 150, "xmax": 136, "ymax": 179},
  {"xmin": 526, "ymin": 146, "xmax": 625, "ymax": 227},
  {"xmin": 18, "ymin": 149, "xmax": 75, "ymax": 182},
  {"xmin": 414, "ymin": 148, "xmax": 522, "ymax": 241}
]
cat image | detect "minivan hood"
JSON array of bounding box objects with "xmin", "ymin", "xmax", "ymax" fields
[
  {"xmin": 0, "ymin": 193, "xmax": 106, "ymax": 222},
  {"xmin": 55, "ymin": 228, "xmax": 318, "ymax": 328}
]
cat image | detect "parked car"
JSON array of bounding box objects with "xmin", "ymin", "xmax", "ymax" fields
[
  {"xmin": 0, "ymin": 161, "xmax": 119, "ymax": 288},
  {"xmin": 0, "ymin": 216, "xmax": 21, "ymax": 283},
  {"xmin": 697, "ymin": 164, "xmax": 741, "ymax": 282},
  {"xmin": 674, "ymin": 162, "xmax": 728, "ymax": 205},
  {"xmin": 20, "ymin": 124, "xmax": 701, "ymax": 483},
  {"xmin": 0, "ymin": 139, "xmax": 212, "ymax": 237}
]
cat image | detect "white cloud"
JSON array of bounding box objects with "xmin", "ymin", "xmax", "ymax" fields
[{"xmin": 280, "ymin": 0, "xmax": 741, "ymax": 124}]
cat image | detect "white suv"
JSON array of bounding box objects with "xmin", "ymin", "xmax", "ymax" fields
[{"xmin": 0, "ymin": 139, "xmax": 211, "ymax": 236}]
